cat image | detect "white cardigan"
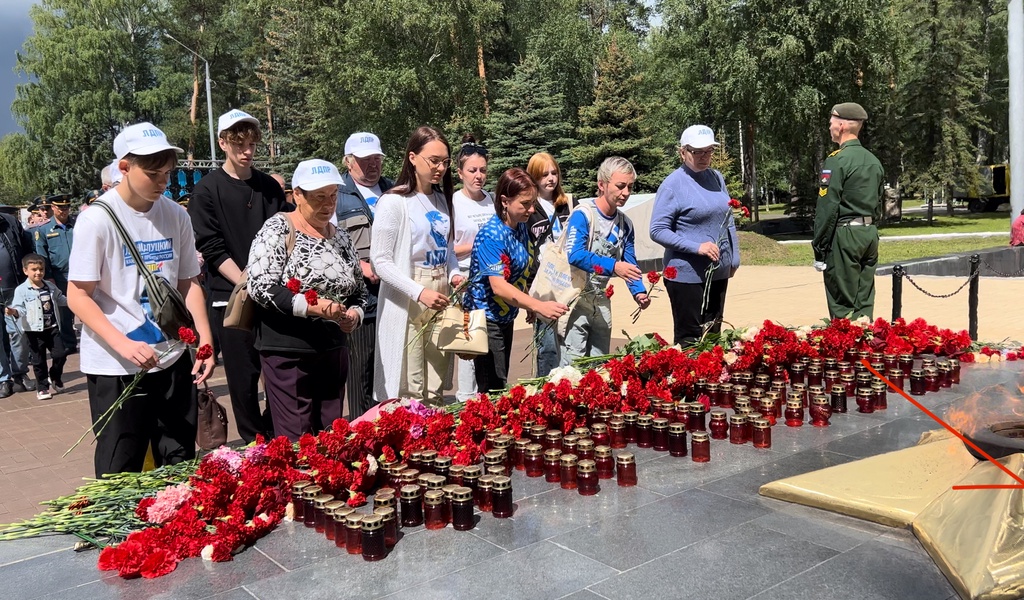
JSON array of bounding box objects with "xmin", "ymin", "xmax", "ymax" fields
[{"xmin": 370, "ymin": 190, "xmax": 462, "ymax": 401}]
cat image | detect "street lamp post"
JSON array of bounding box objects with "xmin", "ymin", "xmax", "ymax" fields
[{"xmin": 164, "ymin": 33, "xmax": 217, "ymax": 163}]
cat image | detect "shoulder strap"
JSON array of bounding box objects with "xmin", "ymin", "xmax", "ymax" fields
[
  {"xmin": 282, "ymin": 212, "xmax": 297, "ymax": 255},
  {"xmin": 93, "ymin": 200, "xmax": 159, "ymax": 289}
]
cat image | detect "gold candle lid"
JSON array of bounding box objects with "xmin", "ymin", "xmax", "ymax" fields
[
  {"xmin": 807, "ymin": 365, "xmax": 823, "ymax": 373},
  {"xmin": 301, "ymin": 485, "xmax": 323, "ymax": 499},
  {"xmin": 608, "ymin": 419, "xmax": 625, "ymax": 430},
  {"xmin": 872, "ymin": 381, "xmax": 887, "ymax": 390},
  {"xmin": 560, "ymin": 452, "xmax": 579, "ymax": 465},
  {"xmin": 373, "ymin": 506, "xmax": 395, "ymax": 521},
  {"xmin": 838, "ymin": 360, "xmax": 851, "ymax": 369},
  {"xmin": 332, "ymin": 506, "xmax": 355, "ymax": 521},
  {"xmin": 732, "ymin": 384, "xmax": 748, "ymax": 395},
  {"xmin": 733, "ymin": 398, "xmax": 752, "ymax": 410},
  {"xmin": 530, "ymin": 425, "xmax": 547, "ymax": 437},
  {"xmin": 496, "ymin": 433, "xmax": 515, "ymax": 444},
  {"xmin": 449, "ymin": 464, "xmax": 465, "ymax": 476},
  {"xmin": 706, "ymin": 381, "xmax": 720, "ymax": 390},
  {"xmin": 791, "ymin": 382, "xmax": 807, "ymax": 391},
  {"xmin": 374, "ymin": 494, "xmax": 396, "ymax": 508},
  {"xmin": 809, "ymin": 385, "xmax": 825, "ymax": 394},
  {"xmin": 594, "ymin": 445, "xmax": 612, "ymax": 458},
  {"xmin": 345, "ymin": 513, "xmax": 364, "ymax": 528},
  {"xmin": 400, "ymin": 484, "xmax": 421, "ymax": 499},
  {"xmin": 463, "ymin": 464, "xmax": 483, "ymax": 478},
  {"xmin": 478, "ymin": 474, "xmax": 496, "ymax": 488},
  {"xmin": 887, "ymin": 368, "xmax": 903, "ymax": 376},
  {"xmin": 728, "ymin": 414, "xmax": 747, "ymax": 424},
  {"xmin": 562, "ymin": 434, "xmax": 579, "ymax": 447},
  {"xmin": 313, "ymin": 494, "xmax": 334, "ymax": 508},
  {"xmin": 524, "ymin": 443, "xmax": 544, "ymax": 456},
  {"xmin": 291, "ymin": 480, "xmax": 313, "ymax": 494},
  {"xmin": 949, "ymin": 358, "xmax": 959, "ymax": 367},
  {"xmin": 324, "ymin": 500, "xmax": 347, "ymax": 514},
  {"xmin": 573, "ymin": 427, "xmax": 591, "ymax": 438},
  {"xmin": 484, "ymin": 449, "xmax": 506, "ymax": 464},
  {"xmin": 719, "ymin": 382, "xmax": 733, "ymax": 391},
  {"xmin": 911, "ymin": 369, "xmax": 924, "ymax": 376},
  {"xmin": 652, "ymin": 418, "xmax": 670, "ymax": 429},
  {"xmin": 616, "ymin": 452, "xmax": 635, "ymax": 464},
  {"xmin": 610, "ymin": 412, "xmax": 624, "ymax": 421},
  {"xmin": 765, "ymin": 390, "xmax": 782, "ymax": 401},
  {"xmin": 491, "ymin": 475, "xmax": 511, "ymax": 491},
  {"xmin": 442, "ymin": 484, "xmax": 460, "ymax": 497},
  {"xmin": 830, "ymin": 384, "xmax": 846, "ymax": 394},
  {"xmin": 545, "ymin": 429, "xmax": 563, "ymax": 441},
  {"xmin": 434, "ymin": 456, "xmax": 453, "ymax": 468},
  {"xmin": 786, "ymin": 391, "xmax": 802, "ymax": 402},
  {"xmin": 426, "ymin": 475, "xmax": 446, "ymax": 489},
  {"xmin": 389, "ymin": 462, "xmax": 408, "ymax": 475},
  {"xmin": 417, "ymin": 473, "xmax": 433, "ymax": 487},
  {"xmin": 791, "ymin": 362, "xmax": 806, "ymax": 371},
  {"xmin": 451, "ymin": 486, "xmax": 474, "ymax": 502},
  {"xmin": 753, "ymin": 418, "xmax": 771, "ymax": 428},
  {"xmin": 709, "ymin": 409, "xmax": 728, "ymax": 420},
  {"xmin": 749, "ymin": 387, "xmax": 765, "ymax": 398},
  {"xmin": 688, "ymin": 403, "xmax": 706, "ymax": 414},
  {"xmin": 623, "ymin": 411, "xmax": 639, "ymax": 423},
  {"xmin": 423, "ymin": 490, "xmax": 444, "ymax": 505},
  {"xmin": 544, "ymin": 448, "xmax": 563, "ymax": 461},
  {"xmin": 576, "ymin": 438, "xmax": 595, "ymax": 451},
  {"xmin": 514, "ymin": 438, "xmax": 531, "ymax": 450},
  {"xmin": 857, "ymin": 387, "xmax": 873, "ymax": 397},
  {"xmin": 486, "ymin": 466, "xmax": 506, "ymax": 476},
  {"xmin": 577, "ymin": 459, "xmax": 597, "ymax": 473},
  {"xmin": 691, "ymin": 431, "xmax": 710, "ymax": 442},
  {"xmin": 420, "ymin": 449, "xmax": 438, "ymax": 462},
  {"xmin": 736, "ymin": 406, "xmax": 754, "ymax": 416},
  {"xmin": 786, "ymin": 399, "xmax": 803, "ymax": 409},
  {"xmin": 486, "ymin": 430, "xmax": 502, "ymax": 442},
  {"xmin": 825, "ymin": 369, "xmax": 840, "ymax": 378},
  {"xmin": 409, "ymin": 450, "xmax": 424, "ymax": 463},
  {"xmin": 361, "ymin": 514, "xmax": 384, "ymax": 531},
  {"xmin": 759, "ymin": 397, "xmax": 777, "ymax": 408},
  {"xmin": 401, "ymin": 468, "xmax": 420, "ymax": 480},
  {"xmin": 590, "ymin": 423, "xmax": 608, "ymax": 434},
  {"xmin": 669, "ymin": 422, "xmax": 686, "ymax": 434},
  {"xmin": 522, "ymin": 419, "xmax": 536, "ymax": 429}
]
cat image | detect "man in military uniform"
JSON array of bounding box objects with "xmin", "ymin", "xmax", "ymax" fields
[
  {"xmin": 34, "ymin": 193, "xmax": 77, "ymax": 352},
  {"xmin": 812, "ymin": 102, "xmax": 885, "ymax": 320}
]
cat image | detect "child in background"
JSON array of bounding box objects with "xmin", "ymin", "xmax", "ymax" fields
[{"xmin": 9, "ymin": 253, "xmax": 68, "ymax": 400}]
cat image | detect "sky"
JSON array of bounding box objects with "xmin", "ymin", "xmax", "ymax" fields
[{"xmin": 0, "ymin": 0, "xmax": 34, "ymax": 137}]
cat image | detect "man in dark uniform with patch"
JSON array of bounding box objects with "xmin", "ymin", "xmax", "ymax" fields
[
  {"xmin": 812, "ymin": 102, "xmax": 885, "ymax": 319},
  {"xmin": 34, "ymin": 193, "xmax": 77, "ymax": 351}
]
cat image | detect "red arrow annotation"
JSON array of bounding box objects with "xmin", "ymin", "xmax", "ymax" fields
[{"xmin": 862, "ymin": 360, "xmax": 1024, "ymax": 490}]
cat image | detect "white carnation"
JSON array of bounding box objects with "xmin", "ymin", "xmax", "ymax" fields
[
  {"xmin": 741, "ymin": 327, "xmax": 760, "ymax": 342},
  {"xmin": 201, "ymin": 544, "xmax": 215, "ymax": 561},
  {"xmin": 547, "ymin": 365, "xmax": 583, "ymax": 386}
]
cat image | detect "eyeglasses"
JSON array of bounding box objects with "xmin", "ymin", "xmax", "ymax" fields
[
  {"xmin": 420, "ymin": 155, "xmax": 452, "ymax": 170},
  {"xmin": 685, "ymin": 147, "xmax": 715, "ymax": 158}
]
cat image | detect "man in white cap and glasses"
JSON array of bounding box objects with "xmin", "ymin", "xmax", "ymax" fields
[
  {"xmin": 67, "ymin": 122, "xmax": 216, "ymax": 476},
  {"xmin": 650, "ymin": 124, "xmax": 740, "ymax": 345},
  {"xmin": 190, "ymin": 109, "xmax": 290, "ymax": 443},
  {"xmin": 334, "ymin": 132, "xmax": 392, "ymax": 419}
]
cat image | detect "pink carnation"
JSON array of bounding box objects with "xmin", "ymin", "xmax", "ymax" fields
[{"xmin": 146, "ymin": 483, "xmax": 192, "ymax": 524}]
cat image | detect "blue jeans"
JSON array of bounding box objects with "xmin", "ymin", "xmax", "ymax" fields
[
  {"xmin": 1, "ymin": 313, "xmax": 30, "ymax": 381},
  {"xmin": 534, "ymin": 319, "xmax": 558, "ymax": 378}
]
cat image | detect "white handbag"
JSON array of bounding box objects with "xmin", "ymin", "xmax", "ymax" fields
[{"xmin": 431, "ymin": 305, "xmax": 489, "ymax": 355}]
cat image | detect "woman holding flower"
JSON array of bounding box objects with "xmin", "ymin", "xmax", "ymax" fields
[
  {"xmin": 650, "ymin": 125, "xmax": 740, "ymax": 345},
  {"xmin": 465, "ymin": 168, "xmax": 568, "ymax": 393},
  {"xmin": 246, "ymin": 159, "xmax": 366, "ymax": 441}
]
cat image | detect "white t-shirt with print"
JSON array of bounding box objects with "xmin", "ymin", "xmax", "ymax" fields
[
  {"xmin": 407, "ymin": 192, "xmax": 453, "ymax": 268},
  {"xmin": 453, "ymin": 189, "xmax": 495, "ymax": 269},
  {"xmin": 69, "ymin": 190, "xmax": 201, "ymax": 375},
  {"xmin": 356, "ymin": 182, "xmax": 383, "ymax": 215}
]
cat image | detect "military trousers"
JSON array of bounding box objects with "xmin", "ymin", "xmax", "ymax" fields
[{"xmin": 823, "ymin": 224, "xmax": 879, "ymax": 320}]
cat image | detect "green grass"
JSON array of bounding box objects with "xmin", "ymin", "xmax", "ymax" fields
[
  {"xmin": 877, "ymin": 212, "xmax": 1010, "ymax": 236},
  {"xmin": 739, "ymin": 231, "xmax": 1010, "ymax": 267}
]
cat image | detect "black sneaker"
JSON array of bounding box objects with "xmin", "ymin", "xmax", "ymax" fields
[
  {"xmin": 52, "ymin": 380, "xmax": 64, "ymax": 393},
  {"xmin": 12, "ymin": 377, "xmax": 36, "ymax": 392},
  {"xmin": 0, "ymin": 381, "xmax": 12, "ymax": 399}
]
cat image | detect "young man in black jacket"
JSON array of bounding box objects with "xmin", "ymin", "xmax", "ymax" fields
[{"xmin": 190, "ymin": 109, "xmax": 289, "ymax": 442}]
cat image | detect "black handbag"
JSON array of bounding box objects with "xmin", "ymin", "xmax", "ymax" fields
[{"xmin": 93, "ymin": 201, "xmax": 195, "ymax": 340}]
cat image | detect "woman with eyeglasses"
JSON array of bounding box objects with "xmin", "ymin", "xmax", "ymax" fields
[
  {"xmin": 649, "ymin": 125, "xmax": 740, "ymax": 346},
  {"xmin": 370, "ymin": 126, "xmax": 465, "ymax": 405},
  {"xmin": 451, "ymin": 134, "xmax": 495, "ymax": 401}
]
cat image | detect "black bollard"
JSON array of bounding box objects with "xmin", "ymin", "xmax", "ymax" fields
[
  {"xmin": 968, "ymin": 255, "xmax": 980, "ymax": 341},
  {"xmin": 891, "ymin": 265, "xmax": 903, "ymax": 322}
]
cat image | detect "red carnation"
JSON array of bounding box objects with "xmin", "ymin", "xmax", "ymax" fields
[
  {"xmin": 195, "ymin": 344, "xmax": 214, "ymax": 361},
  {"xmin": 286, "ymin": 278, "xmax": 301, "ymax": 294},
  {"xmin": 139, "ymin": 548, "xmax": 178, "ymax": 579},
  {"xmin": 178, "ymin": 327, "xmax": 197, "ymax": 345},
  {"xmin": 594, "ymin": 265, "xmax": 604, "ymax": 275},
  {"xmin": 663, "ymin": 266, "xmax": 678, "ymax": 279},
  {"xmin": 646, "ymin": 271, "xmax": 661, "ymax": 285},
  {"xmin": 304, "ymin": 289, "xmax": 319, "ymax": 306},
  {"xmin": 605, "ymin": 285, "xmax": 614, "ymax": 299}
]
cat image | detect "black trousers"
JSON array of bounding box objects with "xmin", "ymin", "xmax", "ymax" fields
[
  {"xmin": 260, "ymin": 347, "xmax": 347, "ymax": 442},
  {"xmin": 88, "ymin": 353, "xmax": 196, "ymax": 477},
  {"xmin": 665, "ymin": 278, "xmax": 730, "ymax": 346},
  {"xmin": 474, "ymin": 321, "xmax": 514, "ymax": 394},
  {"xmin": 25, "ymin": 328, "xmax": 67, "ymax": 386},
  {"xmin": 345, "ymin": 319, "xmax": 376, "ymax": 419},
  {"xmin": 208, "ymin": 302, "xmax": 271, "ymax": 443}
]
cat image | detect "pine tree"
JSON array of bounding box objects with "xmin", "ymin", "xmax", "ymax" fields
[
  {"xmin": 483, "ymin": 53, "xmax": 578, "ymax": 177},
  {"xmin": 566, "ymin": 34, "xmax": 664, "ymax": 196}
]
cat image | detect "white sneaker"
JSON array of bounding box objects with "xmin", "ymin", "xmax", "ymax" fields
[{"xmin": 37, "ymin": 388, "xmax": 52, "ymax": 400}]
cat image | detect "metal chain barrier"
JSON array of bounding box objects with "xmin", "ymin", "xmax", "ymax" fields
[
  {"xmin": 979, "ymin": 258, "xmax": 1024, "ymax": 278},
  {"xmin": 891, "ymin": 255, "xmax": 981, "ymax": 340},
  {"xmin": 902, "ymin": 269, "xmax": 978, "ymax": 299}
]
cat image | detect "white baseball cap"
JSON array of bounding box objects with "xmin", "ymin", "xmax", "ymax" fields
[
  {"xmin": 292, "ymin": 159, "xmax": 344, "ymax": 191},
  {"xmin": 679, "ymin": 125, "xmax": 719, "ymax": 149},
  {"xmin": 108, "ymin": 159, "xmax": 124, "ymax": 185},
  {"xmin": 217, "ymin": 109, "xmax": 260, "ymax": 135},
  {"xmin": 344, "ymin": 132, "xmax": 385, "ymax": 158},
  {"xmin": 113, "ymin": 122, "xmax": 183, "ymax": 160}
]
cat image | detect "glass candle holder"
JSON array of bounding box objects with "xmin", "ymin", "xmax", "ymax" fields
[
  {"xmin": 544, "ymin": 430, "xmax": 563, "ymax": 451},
  {"xmin": 433, "ymin": 454, "xmax": 453, "ymax": 481},
  {"xmin": 344, "ymin": 513, "xmax": 364, "ymax": 554},
  {"xmin": 705, "ymin": 382, "xmax": 720, "ymax": 407},
  {"xmin": 719, "ymin": 383, "xmax": 734, "ymax": 408},
  {"xmin": 576, "ymin": 438, "xmax": 596, "ymax": 462},
  {"xmin": 400, "ymin": 468, "xmax": 420, "ymax": 490},
  {"xmin": 785, "ymin": 399, "xmax": 804, "ymax": 427},
  {"xmin": 676, "ymin": 402, "xmax": 692, "ymax": 430},
  {"xmin": 483, "ymin": 450, "xmax": 506, "ymax": 475},
  {"xmin": 789, "ymin": 362, "xmax": 806, "ymax": 385},
  {"xmin": 590, "ymin": 423, "xmax": 610, "ymax": 447},
  {"xmin": 899, "ymin": 353, "xmax": 915, "ymax": 373},
  {"xmin": 830, "ymin": 384, "xmax": 848, "ymax": 414},
  {"xmin": 529, "ymin": 425, "xmax": 547, "ymax": 444},
  {"xmin": 921, "ymin": 358, "xmax": 936, "ymax": 370},
  {"xmin": 524, "ymin": 444, "xmax": 545, "ymax": 477},
  {"xmin": 491, "ymin": 476, "xmax": 514, "ymax": 518},
  {"xmin": 807, "ymin": 365, "xmax": 823, "ymax": 387},
  {"xmin": 373, "ymin": 507, "xmax": 398, "ymax": 547},
  {"xmin": 616, "ymin": 452, "xmax": 637, "ymax": 486},
  {"xmin": 572, "ymin": 426, "xmax": 591, "ymax": 440},
  {"xmin": 752, "ymin": 418, "xmax": 772, "ymax": 448},
  {"xmin": 360, "ymin": 515, "xmax": 386, "ymax": 561},
  {"xmin": 652, "ymin": 418, "xmax": 670, "ymax": 451},
  {"xmin": 476, "ymin": 475, "xmax": 495, "ymax": 512},
  {"xmin": 544, "ymin": 449, "xmax": 563, "ymax": 483},
  {"xmin": 809, "ymin": 396, "xmax": 833, "ymax": 427},
  {"xmin": 301, "ymin": 485, "xmax": 322, "ymax": 528},
  {"xmin": 594, "ymin": 446, "xmax": 614, "ymax": 479},
  {"xmin": 869, "ymin": 362, "xmax": 884, "ymax": 376},
  {"xmin": 856, "ymin": 372, "xmax": 873, "ymax": 391},
  {"xmin": 291, "ymin": 481, "xmax": 312, "ymax": 523},
  {"xmin": 608, "ymin": 419, "xmax": 627, "ymax": 449},
  {"xmin": 938, "ymin": 364, "xmax": 953, "ymax": 388},
  {"xmin": 323, "ymin": 500, "xmax": 346, "ymax": 540},
  {"xmin": 442, "ymin": 484, "xmax": 459, "ymax": 524},
  {"xmin": 450, "ymin": 486, "xmax": 475, "ymax": 531},
  {"xmin": 462, "ymin": 465, "xmax": 482, "ymax": 498},
  {"xmin": 636, "ymin": 415, "xmax": 654, "ymax": 448},
  {"xmin": 312, "ymin": 494, "xmax": 335, "ymax": 533},
  {"xmin": 808, "ymin": 384, "xmax": 826, "ymax": 400},
  {"xmin": 426, "ymin": 474, "xmax": 447, "ymax": 491},
  {"xmin": 691, "ymin": 431, "xmax": 711, "ymax": 463},
  {"xmin": 561, "ymin": 434, "xmax": 579, "ymax": 456},
  {"xmin": 423, "ymin": 490, "xmax": 446, "ymax": 530},
  {"xmin": 742, "ymin": 392, "xmax": 760, "ymax": 413},
  {"xmin": 407, "ymin": 450, "xmax": 424, "ymax": 472},
  {"xmin": 823, "ymin": 370, "xmax": 840, "ymax": 392},
  {"xmin": 755, "ymin": 373, "xmax": 771, "ymax": 390},
  {"xmin": 420, "ymin": 449, "xmax": 438, "ymax": 474},
  {"xmin": 560, "ymin": 453, "xmax": 579, "ymax": 489},
  {"xmin": 668, "ymin": 422, "xmax": 688, "ymax": 457},
  {"xmin": 332, "ymin": 509, "xmax": 353, "ymax": 549},
  {"xmin": 837, "ymin": 360, "xmax": 853, "ymax": 375},
  {"xmin": 883, "ymin": 353, "xmax": 898, "ymax": 370},
  {"xmin": 374, "ymin": 490, "xmax": 396, "ymax": 512},
  {"xmin": 513, "ymin": 439, "xmax": 530, "ymax": 471},
  {"xmin": 872, "ymin": 382, "xmax": 888, "ymax": 410},
  {"xmin": 758, "ymin": 398, "xmax": 778, "ymax": 426},
  {"xmin": 949, "ymin": 359, "xmax": 961, "ymax": 385},
  {"xmin": 729, "ymin": 414, "xmax": 747, "ymax": 444},
  {"xmin": 824, "ymin": 357, "xmax": 838, "ymax": 371},
  {"xmin": 840, "ymin": 373, "xmax": 856, "ymax": 398},
  {"xmin": 887, "ymin": 368, "xmax": 904, "ymax": 390},
  {"xmin": 709, "ymin": 410, "xmax": 728, "ymax": 440},
  {"xmin": 924, "ymin": 368, "xmax": 940, "ymax": 393},
  {"xmin": 417, "ymin": 473, "xmax": 433, "ymax": 493},
  {"xmin": 856, "ymin": 387, "xmax": 875, "ymax": 414},
  {"xmin": 688, "ymin": 403, "xmax": 707, "ymax": 432},
  {"xmin": 597, "ymin": 408, "xmax": 614, "ymax": 424},
  {"xmin": 910, "ymin": 369, "xmax": 926, "ymax": 396},
  {"xmin": 577, "ymin": 460, "xmax": 600, "ymax": 496},
  {"xmin": 623, "ymin": 411, "xmax": 639, "ymax": 444},
  {"xmin": 388, "ymin": 463, "xmax": 408, "ymax": 490},
  {"xmin": 400, "ymin": 485, "xmax": 424, "ymax": 527},
  {"xmin": 695, "ymin": 378, "xmax": 708, "ymax": 397},
  {"xmin": 791, "ymin": 382, "xmax": 808, "ymax": 405}
]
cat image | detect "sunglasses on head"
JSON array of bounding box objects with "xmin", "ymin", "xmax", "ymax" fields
[{"xmin": 460, "ymin": 143, "xmax": 489, "ymax": 159}]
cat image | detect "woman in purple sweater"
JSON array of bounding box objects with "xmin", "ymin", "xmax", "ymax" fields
[{"xmin": 649, "ymin": 125, "xmax": 740, "ymax": 345}]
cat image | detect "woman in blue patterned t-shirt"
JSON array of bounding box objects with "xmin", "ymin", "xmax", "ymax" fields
[{"xmin": 465, "ymin": 169, "xmax": 569, "ymax": 393}]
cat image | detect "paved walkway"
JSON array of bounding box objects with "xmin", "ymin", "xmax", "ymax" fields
[{"xmin": 1, "ymin": 266, "xmax": 1022, "ymax": 525}]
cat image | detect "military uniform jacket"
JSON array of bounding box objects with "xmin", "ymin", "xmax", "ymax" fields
[
  {"xmin": 34, "ymin": 217, "xmax": 74, "ymax": 288},
  {"xmin": 812, "ymin": 139, "xmax": 884, "ymax": 260}
]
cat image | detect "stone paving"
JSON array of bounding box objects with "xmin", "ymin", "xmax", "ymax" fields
[{"xmin": 0, "ymin": 264, "xmax": 1022, "ymax": 599}]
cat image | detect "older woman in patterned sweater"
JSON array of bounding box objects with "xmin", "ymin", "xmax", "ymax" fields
[{"xmin": 246, "ymin": 159, "xmax": 367, "ymax": 441}]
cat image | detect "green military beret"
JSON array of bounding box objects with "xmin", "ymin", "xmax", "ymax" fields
[
  {"xmin": 47, "ymin": 193, "xmax": 72, "ymax": 206},
  {"xmin": 831, "ymin": 102, "xmax": 868, "ymax": 121}
]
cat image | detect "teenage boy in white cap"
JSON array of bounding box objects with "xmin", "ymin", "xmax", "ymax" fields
[
  {"xmin": 190, "ymin": 109, "xmax": 289, "ymax": 443},
  {"xmin": 68, "ymin": 122, "xmax": 216, "ymax": 476},
  {"xmin": 334, "ymin": 132, "xmax": 392, "ymax": 418}
]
